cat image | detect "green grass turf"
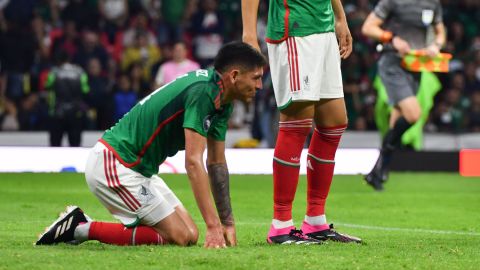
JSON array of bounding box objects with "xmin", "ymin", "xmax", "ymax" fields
[{"xmin": 1, "ymin": 172, "xmax": 479, "ymax": 269}]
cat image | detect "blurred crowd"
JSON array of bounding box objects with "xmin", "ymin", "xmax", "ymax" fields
[{"xmin": 0, "ymin": 0, "xmax": 479, "ymax": 146}]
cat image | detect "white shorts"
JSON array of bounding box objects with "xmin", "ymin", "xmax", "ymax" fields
[
  {"xmin": 85, "ymin": 142, "xmax": 182, "ymax": 227},
  {"xmin": 267, "ymin": 32, "xmax": 344, "ymax": 110}
]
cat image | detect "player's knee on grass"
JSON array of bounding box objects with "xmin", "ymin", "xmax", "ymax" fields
[
  {"xmin": 152, "ymin": 212, "xmax": 195, "ymax": 246},
  {"xmin": 188, "ymin": 224, "xmax": 199, "ymax": 245},
  {"xmin": 173, "ymin": 205, "xmax": 199, "ymax": 244},
  {"xmin": 169, "ymin": 229, "xmax": 193, "ymax": 246}
]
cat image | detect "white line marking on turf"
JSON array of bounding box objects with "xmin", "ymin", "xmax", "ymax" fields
[
  {"xmin": 234, "ymin": 222, "xmax": 480, "ymax": 236},
  {"xmin": 26, "ymin": 220, "xmax": 480, "ymax": 237},
  {"xmin": 335, "ymin": 223, "xmax": 480, "ymax": 236}
]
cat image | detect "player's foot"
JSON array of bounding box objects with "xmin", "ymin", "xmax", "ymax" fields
[
  {"xmin": 364, "ymin": 171, "xmax": 384, "ymax": 191},
  {"xmin": 304, "ymin": 223, "xmax": 362, "ymax": 243},
  {"xmin": 378, "ymin": 165, "xmax": 390, "ymax": 183},
  {"xmin": 267, "ymin": 225, "xmax": 322, "ymax": 245},
  {"xmin": 370, "ymin": 151, "xmax": 390, "ymax": 183},
  {"xmin": 36, "ymin": 205, "xmax": 91, "ymax": 245}
]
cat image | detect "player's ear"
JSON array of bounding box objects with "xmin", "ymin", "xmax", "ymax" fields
[{"xmin": 230, "ymin": 69, "xmax": 240, "ymax": 84}]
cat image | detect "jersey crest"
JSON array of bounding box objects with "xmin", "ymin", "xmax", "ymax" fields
[{"xmin": 203, "ymin": 115, "xmax": 213, "ymax": 132}]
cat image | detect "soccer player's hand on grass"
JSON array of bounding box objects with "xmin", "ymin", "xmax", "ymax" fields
[
  {"xmin": 223, "ymin": 225, "xmax": 237, "ymax": 247},
  {"xmin": 204, "ymin": 226, "xmax": 227, "ymax": 249},
  {"xmin": 392, "ymin": 36, "xmax": 411, "ymax": 57},
  {"xmin": 335, "ymin": 20, "xmax": 352, "ymax": 59}
]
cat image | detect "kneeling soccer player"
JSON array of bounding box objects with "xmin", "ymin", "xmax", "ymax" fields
[{"xmin": 36, "ymin": 42, "xmax": 266, "ymax": 248}]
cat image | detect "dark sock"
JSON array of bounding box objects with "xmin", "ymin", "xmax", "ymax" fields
[{"xmin": 378, "ymin": 117, "xmax": 413, "ymax": 169}]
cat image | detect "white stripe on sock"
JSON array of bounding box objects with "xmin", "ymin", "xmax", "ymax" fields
[
  {"xmin": 305, "ymin": 215, "xmax": 327, "ymax": 226},
  {"xmin": 272, "ymin": 219, "xmax": 294, "ymax": 229}
]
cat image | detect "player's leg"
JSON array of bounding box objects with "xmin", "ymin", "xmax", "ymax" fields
[
  {"xmin": 273, "ymin": 102, "xmax": 314, "ymax": 221},
  {"xmin": 266, "ymin": 38, "xmax": 319, "ymax": 244},
  {"xmin": 305, "ymin": 98, "xmax": 347, "ymax": 222},
  {"xmin": 36, "ymin": 143, "xmax": 193, "ymax": 246},
  {"xmin": 300, "ymin": 98, "xmax": 360, "ymax": 243},
  {"xmin": 298, "ymin": 32, "xmax": 360, "ymax": 243},
  {"xmin": 148, "ymin": 175, "xmax": 199, "ymax": 244},
  {"xmin": 72, "ymin": 207, "xmax": 194, "ymax": 246},
  {"xmin": 303, "ymin": 31, "xmax": 347, "ymax": 226},
  {"xmin": 49, "ymin": 115, "xmax": 63, "ymax": 146},
  {"xmin": 66, "ymin": 111, "xmax": 83, "ymax": 147},
  {"xmin": 81, "ymin": 148, "xmax": 196, "ymax": 246},
  {"xmin": 268, "ymin": 102, "xmax": 315, "ymax": 244},
  {"xmin": 172, "ymin": 205, "xmax": 199, "ymax": 244},
  {"xmin": 365, "ymin": 55, "xmax": 421, "ymax": 190},
  {"xmin": 366, "ymin": 96, "xmax": 421, "ymax": 190}
]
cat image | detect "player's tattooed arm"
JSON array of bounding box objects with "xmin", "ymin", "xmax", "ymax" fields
[{"xmin": 207, "ymin": 163, "xmax": 234, "ymax": 226}]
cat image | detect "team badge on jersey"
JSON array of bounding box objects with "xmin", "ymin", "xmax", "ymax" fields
[
  {"xmin": 422, "ymin": 9, "xmax": 434, "ymax": 26},
  {"xmin": 203, "ymin": 115, "xmax": 213, "ymax": 132}
]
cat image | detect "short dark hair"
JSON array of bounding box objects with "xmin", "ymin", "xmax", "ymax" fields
[{"xmin": 214, "ymin": 42, "xmax": 267, "ymax": 73}]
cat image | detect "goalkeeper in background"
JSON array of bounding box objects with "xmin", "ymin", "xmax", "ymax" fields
[{"xmin": 361, "ymin": 0, "xmax": 446, "ymax": 191}]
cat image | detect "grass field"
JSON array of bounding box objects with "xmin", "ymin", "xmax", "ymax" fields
[{"xmin": 1, "ymin": 172, "xmax": 479, "ymax": 269}]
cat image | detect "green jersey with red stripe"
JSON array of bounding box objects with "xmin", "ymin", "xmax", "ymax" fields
[
  {"xmin": 266, "ymin": 0, "xmax": 335, "ymax": 43},
  {"xmin": 101, "ymin": 68, "xmax": 233, "ymax": 177}
]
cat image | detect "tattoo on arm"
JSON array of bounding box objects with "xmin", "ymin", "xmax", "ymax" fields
[{"xmin": 208, "ymin": 163, "xmax": 234, "ymax": 226}]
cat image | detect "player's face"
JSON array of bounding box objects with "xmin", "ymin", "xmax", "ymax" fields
[{"xmin": 234, "ymin": 67, "xmax": 263, "ymax": 103}]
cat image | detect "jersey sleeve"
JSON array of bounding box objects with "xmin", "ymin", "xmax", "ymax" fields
[
  {"xmin": 183, "ymin": 84, "xmax": 214, "ymax": 137},
  {"xmin": 433, "ymin": 2, "xmax": 443, "ymax": 24},
  {"xmin": 208, "ymin": 104, "xmax": 233, "ymax": 141},
  {"xmin": 374, "ymin": 0, "xmax": 393, "ymax": 20}
]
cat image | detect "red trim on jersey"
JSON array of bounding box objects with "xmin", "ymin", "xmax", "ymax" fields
[
  {"xmin": 265, "ymin": 0, "xmax": 290, "ymax": 44},
  {"xmin": 99, "ymin": 109, "xmax": 185, "ymax": 168},
  {"xmin": 214, "ymin": 81, "xmax": 224, "ymax": 109}
]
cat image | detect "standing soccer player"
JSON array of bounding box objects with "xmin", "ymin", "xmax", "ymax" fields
[
  {"xmin": 36, "ymin": 42, "xmax": 266, "ymax": 248},
  {"xmin": 361, "ymin": 0, "xmax": 446, "ymax": 191},
  {"xmin": 242, "ymin": 0, "xmax": 361, "ymax": 244}
]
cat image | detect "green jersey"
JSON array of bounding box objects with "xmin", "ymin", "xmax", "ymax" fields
[
  {"xmin": 101, "ymin": 68, "xmax": 233, "ymax": 178},
  {"xmin": 266, "ymin": 0, "xmax": 335, "ymax": 43}
]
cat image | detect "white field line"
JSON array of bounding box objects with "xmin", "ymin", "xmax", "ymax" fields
[
  {"xmin": 235, "ymin": 222, "xmax": 480, "ymax": 236},
  {"xmin": 20, "ymin": 220, "xmax": 480, "ymax": 237}
]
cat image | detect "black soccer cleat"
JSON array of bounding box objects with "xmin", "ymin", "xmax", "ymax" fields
[
  {"xmin": 267, "ymin": 228, "xmax": 323, "ymax": 245},
  {"xmin": 306, "ymin": 224, "xmax": 362, "ymax": 244},
  {"xmin": 364, "ymin": 172, "xmax": 384, "ymax": 191},
  {"xmin": 36, "ymin": 206, "xmax": 91, "ymax": 245}
]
